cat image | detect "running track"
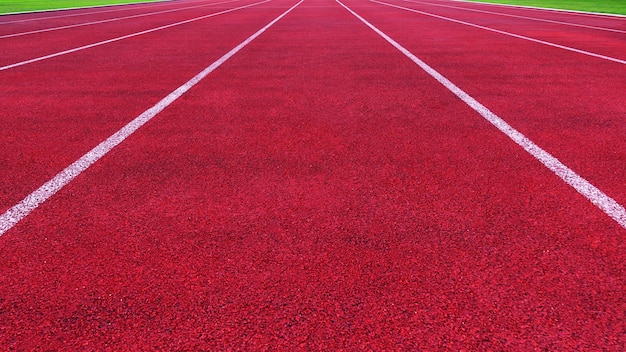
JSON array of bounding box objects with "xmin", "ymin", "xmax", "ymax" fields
[{"xmin": 0, "ymin": 0, "xmax": 624, "ymax": 349}]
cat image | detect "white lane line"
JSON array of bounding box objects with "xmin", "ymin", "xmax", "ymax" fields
[
  {"xmin": 0, "ymin": 0, "xmax": 304, "ymax": 237},
  {"xmin": 405, "ymin": 0, "xmax": 626, "ymax": 34},
  {"xmin": 0, "ymin": 0, "xmax": 210, "ymax": 24},
  {"xmin": 337, "ymin": 0, "xmax": 626, "ymax": 230},
  {"xmin": 1, "ymin": 0, "xmax": 238, "ymax": 39},
  {"xmin": 371, "ymin": 0, "xmax": 626, "ymax": 65},
  {"xmin": 451, "ymin": 0, "xmax": 626, "ymax": 19},
  {"xmin": 0, "ymin": 0, "xmax": 270, "ymax": 71}
]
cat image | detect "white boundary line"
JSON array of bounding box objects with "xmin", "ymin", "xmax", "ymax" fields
[
  {"xmin": 1, "ymin": 0, "xmax": 238, "ymax": 39},
  {"xmin": 0, "ymin": 0, "xmax": 270, "ymax": 71},
  {"xmin": 337, "ymin": 0, "xmax": 626, "ymax": 230},
  {"xmin": 371, "ymin": 0, "xmax": 626, "ymax": 65},
  {"xmin": 0, "ymin": 0, "xmax": 172, "ymax": 16},
  {"xmin": 405, "ymin": 0, "xmax": 626, "ymax": 34},
  {"xmin": 451, "ymin": 0, "xmax": 626, "ymax": 19},
  {"xmin": 0, "ymin": 0, "xmax": 210, "ymax": 25},
  {"xmin": 0, "ymin": 0, "xmax": 303, "ymax": 237}
]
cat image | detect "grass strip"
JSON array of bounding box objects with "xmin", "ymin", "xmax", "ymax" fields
[
  {"xmin": 0, "ymin": 0, "xmax": 164, "ymax": 14},
  {"xmin": 467, "ymin": 0, "xmax": 626, "ymax": 15}
]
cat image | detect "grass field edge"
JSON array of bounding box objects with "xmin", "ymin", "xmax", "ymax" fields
[
  {"xmin": 456, "ymin": 0, "xmax": 626, "ymax": 17},
  {"xmin": 0, "ymin": 0, "xmax": 172, "ymax": 16}
]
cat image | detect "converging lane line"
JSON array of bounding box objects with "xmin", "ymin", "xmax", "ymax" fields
[
  {"xmin": 0, "ymin": 0, "xmax": 239, "ymax": 39},
  {"xmin": 336, "ymin": 0, "xmax": 626, "ymax": 230},
  {"xmin": 0, "ymin": 0, "xmax": 270, "ymax": 71},
  {"xmin": 405, "ymin": 0, "xmax": 626, "ymax": 34},
  {"xmin": 371, "ymin": 0, "xmax": 626, "ymax": 65},
  {"xmin": 0, "ymin": 0, "xmax": 304, "ymax": 236}
]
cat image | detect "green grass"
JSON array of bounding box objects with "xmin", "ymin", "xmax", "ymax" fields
[
  {"xmin": 468, "ymin": 0, "xmax": 626, "ymax": 15},
  {"xmin": 0, "ymin": 0, "xmax": 163, "ymax": 14}
]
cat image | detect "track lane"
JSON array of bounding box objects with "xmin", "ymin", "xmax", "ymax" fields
[
  {"xmin": 0, "ymin": 0, "xmax": 303, "ymax": 236},
  {"xmin": 0, "ymin": 0, "xmax": 623, "ymax": 349},
  {"xmin": 0, "ymin": 0, "xmax": 239, "ymax": 39},
  {"xmin": 406, "ymin": 0, "xmax": 626, "ymax": 34},
  {"xmin": 372, "ymin": 0, "xmax": 626, "ymax": 64},
  {"xmin": 338, "ymin": 0, "xmax": 626, "ymax": 229},
  {"xmin": 0, "ymin": 1, "xmax": 291, "ymax": 214},
  {"xmin": 346, "ymin": 0, "xmax": 626, "ymax": 216},
  {"xmin": 0, "ymin": 0, "xmax": 266, "ymax": 68}
]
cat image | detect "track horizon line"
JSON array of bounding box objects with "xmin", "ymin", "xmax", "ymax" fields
[
  {"xmin": 0, "ymin": 0, "xmax": 304, "ymax": 237},
  {"xmin": 337, "ymin": 0, "xmax": 626, "ymax": 230}
]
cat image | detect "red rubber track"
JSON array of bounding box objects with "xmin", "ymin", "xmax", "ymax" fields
[
  {"xmin": 374, "ymin": 0, "xmax": 626, "ymax": 63},
  {"xmin": 0, "ymin": 0, "xmax": 239, "ymax": 38},
  {"xmin": 0, "ymin": 0, "xmax": 284, "ymax": 214},
  {"xmin": 352, "ymin": 0, "xmax": 626, "ymax": 208},
  {"xmin": 0, "ymin": 0, "xmax": 269, "ymax": 66},
  {"xmin": 0, "ymin": 0, "xmax": 624, "ymax": 349}
]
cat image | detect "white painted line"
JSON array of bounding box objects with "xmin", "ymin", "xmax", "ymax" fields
[
  {"xmin": 337, "ymin": 0, "xmax": 626, "ymax": 230},
  {"xmin": 405, "ymin": 0, "xmax": 626, "ymax": 34},
  {"xmin": 451, "ymin": 0, "xmax": 626, "ymax": 19},
  {"xmin": 0, "ymin": 0, "xmax": 303, "ymax": 237},
  {"xmin": 1, "ymin": 0, "xmax": 238, "ymax": 39},
  {"xmin": 0, "ymin": 0, "xmax": 172, "ymax": 16},
  {"xmin": 371, "ymin": 0, "xmax": 626, "ymax": 65},
  {"xmin": 0, "ymin": 0, "xmax": 210, "ymax": 25},
  {"xmin": 0, "ymin": 0, "xmax": 270, "ymax": 71}
]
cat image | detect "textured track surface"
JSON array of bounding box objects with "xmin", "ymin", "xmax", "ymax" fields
[{"xmin": 0, "ymin": 0, "xmax": 624, "ymax": 349}]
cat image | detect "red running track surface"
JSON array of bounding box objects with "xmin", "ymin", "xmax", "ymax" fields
[
  {"xmin": 0, "ymin": 0, "xmax": 624, "ymax": 349},
  {"xmin": 351, "ymin": 0, "xmax": 626, "ymax": 206},
  {"xmin": 386, "ymin": 0, "xmax": 626, "ymax": 60},
  {"xmin": 0, "ymin": 0, "xmax": 285, "ymax": 213}
]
